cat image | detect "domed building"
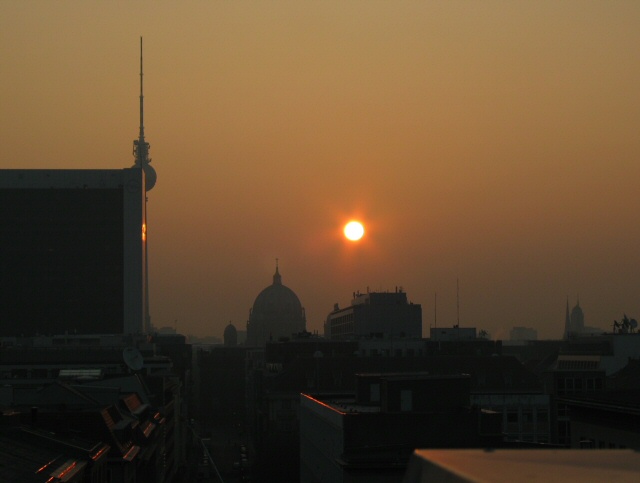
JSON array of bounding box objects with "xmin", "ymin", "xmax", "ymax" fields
[
  {"xmin": 223, "ymin": 322, "xmax": 238, "ymax": 347},
  {"xmin": 246, "ymin": 263, "xmax": 306, "ymax": 346}
]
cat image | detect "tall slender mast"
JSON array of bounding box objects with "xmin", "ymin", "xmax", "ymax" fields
[
  {"xmin": 131, "ymin": 37, "xmax": 156, "ymax": 334},
  {"xmin": 139, "ymin": 36, "xmax": 145, "ymax": 148},
  {"xmin": 133, "ymin": 37, "xmax": 152, "ymax": 173},
  {"xmin": 434, "ymin": 292, "xmax": 437, "ymax": 328},
  {"xmin": 456, "ymin": 278, "xmax": 460, "ymax": 327}
]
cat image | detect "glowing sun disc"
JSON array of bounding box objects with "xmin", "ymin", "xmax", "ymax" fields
[{"xmin": 344, "ymin": 221, "xmax": 365, "ymax": 241}]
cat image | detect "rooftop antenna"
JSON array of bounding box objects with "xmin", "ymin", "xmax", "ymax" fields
[
  {"xmin": 456, "ymin": 278, "xmax": 460, "ymax": 328},
  {"xmin": 434, "ymin": 292, "xmax": 437, "ymax": 328},
  {"xmin": 132, "ymin": 36, "xmax": 156, "ymax": 191}
]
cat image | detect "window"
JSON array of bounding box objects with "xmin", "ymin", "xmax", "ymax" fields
[
  {"xmin": 506, "ymin": 410, "xmax": 519, "ymax": 434},
  {"xmin": 522, "ymin": 409, "xmax": 534, "ymax": 432},
  {"xmin": 557, "ymin": 404, "xmax": 569, "ymax": 418},
  {"xmin": 537, "ymin": 409, "xmax": 549, "ymax": 423},
  {"xmin": 401, "ymin": 390, "xmax": 413, "ymax": 411},
  {"xmin": 370, "ymin": 383, "xmax": 380, "ymax": 403},
  {"xmin": 565, "ymin": 378, "xmax": 574, "ymax": 392},
  {"xmin": 574, "ymin": 378, "xmax": 583, "ymax": 392}
]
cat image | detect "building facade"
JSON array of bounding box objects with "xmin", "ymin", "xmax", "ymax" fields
[
  {"xmin": 300, "ymin": 373, "xmax": 503, "ymax": 483},
  {"xmin": 0, "ymin": 168, "xmax": 147, "ymax": 336},
  {"xmin": 325, "ymin": 289, "xmax": 422, "ymax": 340}
]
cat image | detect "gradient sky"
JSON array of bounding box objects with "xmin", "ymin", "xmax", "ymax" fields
[{"xmin": 2, "ymin": 1, "xmax": 640, "ymax": 340}]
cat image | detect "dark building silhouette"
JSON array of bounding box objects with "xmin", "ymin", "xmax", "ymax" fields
[
  {"xmin": 224, "ymin": 322, "xmax": 238, "ymax": 347},
  {"xmin": 0, "ymin": 335, "xmax": 187, "ymax": 482},
  {"xmin": 0, "ymin": 420, "xmax": 110, "ymax": 483},
  {"xmin": 510, "ymin": 326, "xmax": 538, "ymax": 341},
  {"xmin": 194, "ymin": 345, "xmax": 246, "ymax": 433},
  {"xmin": 246, "ymin": 337, "xmax": 542, "ymax": 482},
  {"xmin": 564, "ymin": 297, "xmax": 585, "ymax": 339},
  {"xmin": 300, "ymin": 373, "xmax": 503, "ymax": 483},
  {"xmin": 559, "ymin": 389, "xmax": 640, "ymax": 449},
  {"xmin": 246, "ymin": 263, "xmax": 306, "ymax": 346},
  {"xmin": 324, "ymin": 288, "xmax": 422, "ymax": 340},
  {"xmin": 0, "ymin": 168, "xmax": 147, "ymax": 336}
]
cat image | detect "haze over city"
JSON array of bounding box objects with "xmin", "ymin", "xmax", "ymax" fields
[{"xmin": 2, "ymin": 1, "xmax": 640, "ymax": 340}]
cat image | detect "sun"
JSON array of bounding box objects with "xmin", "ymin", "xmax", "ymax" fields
[{"xmin": 344, "ymin": 221, "xmax": 365, "ymax": 241}]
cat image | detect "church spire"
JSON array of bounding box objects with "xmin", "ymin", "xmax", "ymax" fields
[{"xmin": 273, "ymin": 258, "xmax": 282, "ymax": 285}]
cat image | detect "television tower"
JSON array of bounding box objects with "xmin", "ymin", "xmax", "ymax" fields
[
  {"xmin": 131, "ymin": 37, "xmax": 156, "ymax": 334},
  {"xmin": 132, "ymin": 37, "xmax": 157, "ymax": 190}
]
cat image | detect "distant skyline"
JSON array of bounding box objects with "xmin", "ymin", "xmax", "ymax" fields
[{"xmin": 2, "ymin": 1, "xmax": 640, "ymax": 339}]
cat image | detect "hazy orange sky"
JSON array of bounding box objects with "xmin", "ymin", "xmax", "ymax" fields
[{"xmin": 2, "ymin": 2, "xmax": 640, "ymax": 339}]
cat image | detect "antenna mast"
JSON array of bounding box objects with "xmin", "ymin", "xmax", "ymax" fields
[
  {"xmin": 133, "ymin": 37, "xmax": 149, "ymax": 168},
  {"xmin": 129, "ymin": 36, "xmax": 157, "ymax": 335},
  {"xmin": 456, "ymin": 278, "xmax": 460, "ymax": 327},
  {"xmin": 139, "ymin": 36, "xmax": 145, "ymax": 147},
  {"xmin": 132, "ymin": 37, "xmax": 156, "ymax": 191},
  {"xmin": 434, "ymin": 292, "xmax": 437, "ymax": 328}
]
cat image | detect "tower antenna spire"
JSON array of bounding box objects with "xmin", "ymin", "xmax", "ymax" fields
[
  {"xmin": 129, "ymin": 36, "xmax": 157, "ymax": 335},
  {"xmin": 132, "ymin": 36, "xmax": 156, "ymax": 191},
  {"xmin": 139, "ymin": 36, "xmax": 145, "ymax": 146}
]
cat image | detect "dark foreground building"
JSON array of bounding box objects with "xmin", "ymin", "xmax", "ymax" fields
[
  {"xmin": 0, "ymin": 335, "xmax": 188, "ymax": 483},
  {"xmin": 0, "ymin": 168, "xmax": 147, "ymax": 336},
  {"xmin": 300, "ymin": 373, "xmax": 503, "ymax": 483}
]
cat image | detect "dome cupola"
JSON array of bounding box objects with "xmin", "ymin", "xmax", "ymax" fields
[{"xmin": 246, "ymin": 261, "xmax": 306, "ymax": 346}]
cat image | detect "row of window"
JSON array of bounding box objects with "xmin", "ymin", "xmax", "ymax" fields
[
  {"xmin": 556, "ymin": 376, "xmax": 603, "ymax": 395},
  {"xmin": 578, "ymin": 437, "xmax": 627, "ymax": 449}
]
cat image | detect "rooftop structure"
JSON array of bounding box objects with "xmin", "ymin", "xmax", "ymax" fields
[
  {"xmin": 429, "ymin": 326, "xmax": 477, "ymax": 341},
  {"xmin": 325, "ymin": 288, "xmax": 422, "ymax": 340}
]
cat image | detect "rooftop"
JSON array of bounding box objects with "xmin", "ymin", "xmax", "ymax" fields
[{"xmin": 404, "ymin": 449, "xmax": 640, "ymax": 483}]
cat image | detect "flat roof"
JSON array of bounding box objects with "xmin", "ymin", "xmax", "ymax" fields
[
  {"xmin": 405, "ymin": 449, "xmax": 640, "ymax": 483},
  {"xmin": 0, "ymin": 168, "xmax": 140, "ymax": 189}
]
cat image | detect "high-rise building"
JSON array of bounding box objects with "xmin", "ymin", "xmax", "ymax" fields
[
  {"xmin": 0, "ymin": 39, "xmax": 156, "ymax": 337},
  {"xmin": 324, "ymin": 288, "xmax": 422, "ymax": 340},
  {"xmin": 0, "ymin": 168, "xmax": 147, "ymax": 336}
]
